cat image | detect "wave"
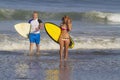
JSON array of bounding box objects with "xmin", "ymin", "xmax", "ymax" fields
[
  {"xmin": 0, "ymin": 34, "xmax": 120, "ymax": 51},
  {"xmin": 1, "ymin": 8, "xmax": 120, "ymax": 23}
]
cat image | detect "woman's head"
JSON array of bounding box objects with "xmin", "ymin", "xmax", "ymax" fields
[
  {"xmin": 62, "ymin": 15, "xmax": 72, "ymax": 24},
  {"xmin": 61, "ymin": 15, "xmax": 72, "ymax": 31}
]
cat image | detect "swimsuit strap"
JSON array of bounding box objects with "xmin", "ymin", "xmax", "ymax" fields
[
  {"xmin": 60, "ymin": 24, "xmax": 69, "ymax": 31},
  {"xmin": 61, "ymin": 27, "xmax": 69, "ymax": 31},
  {"xmin": 61, "ymin": 27, "xmax": 67, "ymax": 30}
]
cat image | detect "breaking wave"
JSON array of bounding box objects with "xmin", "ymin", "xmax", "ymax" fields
[
  {"xmin": 1, "ymin": 8, "xmax": 120, "ymax": 23},
  {"xmin": 0, "ymin": 34, "xmax": 120, "ymax": 51}
]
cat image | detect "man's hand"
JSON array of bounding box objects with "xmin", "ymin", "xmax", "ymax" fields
[
  {"xmin": 35, "ymin": 27, "xmax": 40, "ymax": 31},
  {"xmin": 39, "ymin": 23, "xmax": 44, "ymax": 30}
]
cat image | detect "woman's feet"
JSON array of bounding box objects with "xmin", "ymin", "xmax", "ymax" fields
[
  {"xmin": 64, "ymin": 58, "xmax": 67, "ymax": 61},
  {"xmin": 60, "ymin": 57, "xmax": 68, "ymax": 61}
]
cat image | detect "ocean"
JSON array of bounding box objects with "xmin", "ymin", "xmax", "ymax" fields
[
  {"xmin": 0, "ymin": 0, "xmax": 120, "ymax": 51},
  {"xmin": 0, "ymin": 0, "xmax": 120, "ymax": 80}
]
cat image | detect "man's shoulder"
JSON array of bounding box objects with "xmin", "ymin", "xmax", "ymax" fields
[
  {"xmin": 38, "ymin": 19, "xmax": 43, "ymax": 23},
  {"xmin": 28, "ymin": 18, "xmax": 43, "ymax": 23},
  {"xmin": 28, "ymin": 19, "xmax": 33, "ymax": 23}
]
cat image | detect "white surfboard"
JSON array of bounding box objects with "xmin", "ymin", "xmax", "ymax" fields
[{"xmin": 14, "ymin": 23, "xmax": 31, "ymax": 38}]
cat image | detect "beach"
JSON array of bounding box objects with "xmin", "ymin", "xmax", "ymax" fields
[
  {"xmin": 0, "ymin": 0, "xmax": 120, "ymax": 80},
  {"xmin": 0, "ymin": 49, "xmax": 120, "ymax": 80}
]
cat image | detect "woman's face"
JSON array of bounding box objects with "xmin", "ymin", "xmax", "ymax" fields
[
  {"xmin": 67, "ymin": 19, "xmax": 71, "ymax": 23},
  {"xmin": 64, "ymin": 17, "xmax": 68, "ymax": 23},
  {"xmin": 62, "ymin": 17, "xmax": 67, "ymax": 23}
]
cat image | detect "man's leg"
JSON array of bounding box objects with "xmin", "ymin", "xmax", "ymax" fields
[
  {"xmin": 36, "ymin": 33, "xmax": 40, "ymax": 56},
  {"xmin": 29, "ymin": 43, "xmax": 34, "ymax": 56},
  {"xmin": 36, "ymin": 44, "xmax": 40, "ymax": 56},
  {"xmin": 29, "ymin": 33, "xmax": 35, "ymax": 56}
]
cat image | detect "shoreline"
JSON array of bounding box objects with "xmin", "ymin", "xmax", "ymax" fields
[{"xmin": 0, "ymin": 49, "xmax": 120, "ymax": 80}]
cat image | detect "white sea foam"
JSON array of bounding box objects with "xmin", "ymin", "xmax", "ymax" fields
[
  {"xmin": 73, "ymin": 36, "xmax": 120, "ymax": 49},
  {"xmin": 84, "ymin": 11, "xmax": 120, "ymax": 23},
  {"xmin": 106, "ymin": 14, "xmax": 120, "ymax": 22},
  {"xmin": 0, "ymin": 34, "xmax": 120, "ymax": 51}
]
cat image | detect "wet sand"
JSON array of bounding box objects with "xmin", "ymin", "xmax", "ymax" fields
[{"xmin": 0, "ymin": 49, "xmax": 120, "ymax": 80}]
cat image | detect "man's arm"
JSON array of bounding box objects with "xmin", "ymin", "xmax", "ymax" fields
[
  {"xmin": 38, "ymin": 19, "xmax": 44, "ymax": 30},
  {"xmin": 39, "ymin": 23, "xmax": 44, "ymax": 30}
]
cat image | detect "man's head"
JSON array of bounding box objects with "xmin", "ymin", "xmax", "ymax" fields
[{"xmin": 32, "ymin": 11, "xmax": 38, "ymax": 19}]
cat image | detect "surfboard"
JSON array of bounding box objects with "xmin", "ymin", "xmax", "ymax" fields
[
  {"xmin": 14, "ymin": 23, "xmax": 31, "ymax": 38},
  {"xmin": 44, "ymin": 22, "xmax": 74, "ymax": 48}
]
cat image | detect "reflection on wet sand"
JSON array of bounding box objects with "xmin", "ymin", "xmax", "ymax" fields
[
  {"xmin": 15, "ymin": 63, "xmax": 29, "ymax": 78},
  {"xmin": 15, "ymin": 58, "xmax": 44, "ymax": 79},
  {"xmin": 1, "ymin": 50, "xmax": 120, "ymax": 80},
  {"xmin": 46, "ymin": 69, "xmax": 59, "ymax": 80},
  {"xmin": 45, "ymin": 60, "xmax": 72, "ymax": 80},
  {"xmin": 59, "ymin": 61, "xmax": 71, "ymax": 80}
]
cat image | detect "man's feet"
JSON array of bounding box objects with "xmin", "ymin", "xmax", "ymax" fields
[
  {"xmin": 36, "ymin": 52, "xmax": 40, "ymax": 56},
  {"xmin": 28, "ymin": 52, "xmax": 40, "ymax": 57},
  {"xmin": 29, "ymin": 52, "xmax": 34, "ymax": 60}
]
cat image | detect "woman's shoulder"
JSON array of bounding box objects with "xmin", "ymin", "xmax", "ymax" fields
[{"xmin": 60, "ymin": 23, "xmax": 66, "ymax": 27}]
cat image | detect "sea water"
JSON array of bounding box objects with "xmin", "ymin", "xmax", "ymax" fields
[
  {"xmin": 0, "ymin": 19, "xmax": 120, "ymax": 51},
  {"xmin": 0, "ymin": 0, "xmax": 120, "ymax": 52}
]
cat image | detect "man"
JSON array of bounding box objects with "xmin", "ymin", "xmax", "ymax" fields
[{"xmin": 28, "ymin": 11, "xmax": 43, "ymax": 56}]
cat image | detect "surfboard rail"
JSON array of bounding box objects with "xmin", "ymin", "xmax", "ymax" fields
[{"xmin": 14, "ymin": 23, "xmax": 31, "ymax": 38}]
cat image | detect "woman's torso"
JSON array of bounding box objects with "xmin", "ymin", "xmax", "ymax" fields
[{"xmin": 59, "ymin": 24, "xmax": 70, "ymax": 39}]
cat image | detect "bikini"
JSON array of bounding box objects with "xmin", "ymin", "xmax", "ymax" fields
[
  {"xmin": 60, "ymin": 27, "xmax": 69, "ymax": 41},
  {"xmin": 61, "ymin": 27, "xmax": 69, "ymax": 31}
]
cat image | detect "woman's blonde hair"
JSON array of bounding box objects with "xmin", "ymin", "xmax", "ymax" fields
[
  {"xmin": 62, "ymin": 15, "xmax": 72, "ymax": 23},
  {"xmin": 62, "ymin": 15, "xmax": 72, "ymax": 31}
]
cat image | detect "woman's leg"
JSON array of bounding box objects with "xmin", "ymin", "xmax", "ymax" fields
[
  {"xmin": 64, "ymin": 39, "xmax": 70, "ymax": 60},
  {"xmin": 59, "ymin": 39, "xmax": 64, "ymax": 61}
]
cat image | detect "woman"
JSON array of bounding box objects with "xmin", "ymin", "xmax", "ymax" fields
[{"xmin": 59, "ymin": 16, "xmax": 72, "ymax": 61}]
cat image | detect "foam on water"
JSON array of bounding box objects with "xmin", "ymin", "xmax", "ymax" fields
[
  {"xmin": 0, "ymin": 34, "xmax": 120, "ymax": 51},
  {"xmin": 74, "ymin": 36, "xmax": 120, "ymax": 49}
]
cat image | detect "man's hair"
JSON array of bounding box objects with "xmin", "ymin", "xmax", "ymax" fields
[{"xmin": 33, "ymin": 11, "xmax": 38, "ymax": 14}]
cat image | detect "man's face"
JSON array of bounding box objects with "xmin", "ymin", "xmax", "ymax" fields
[{"xmin": 33, "ymin": 13, "xmax": 38, "ymax": 19}]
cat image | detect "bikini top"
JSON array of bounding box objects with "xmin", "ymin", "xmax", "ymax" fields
[
  {"xmin": 60, "ymin": 23, "xmax": 69, "ymax": 31},
  {"xmin": 61, "ymin": 27, "xmax": 68, "ymax": 30}
]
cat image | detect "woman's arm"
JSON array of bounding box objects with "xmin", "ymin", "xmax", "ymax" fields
[{"xmin": 67, "ymin": 19, "xmax": 72, "ymax": 31}]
